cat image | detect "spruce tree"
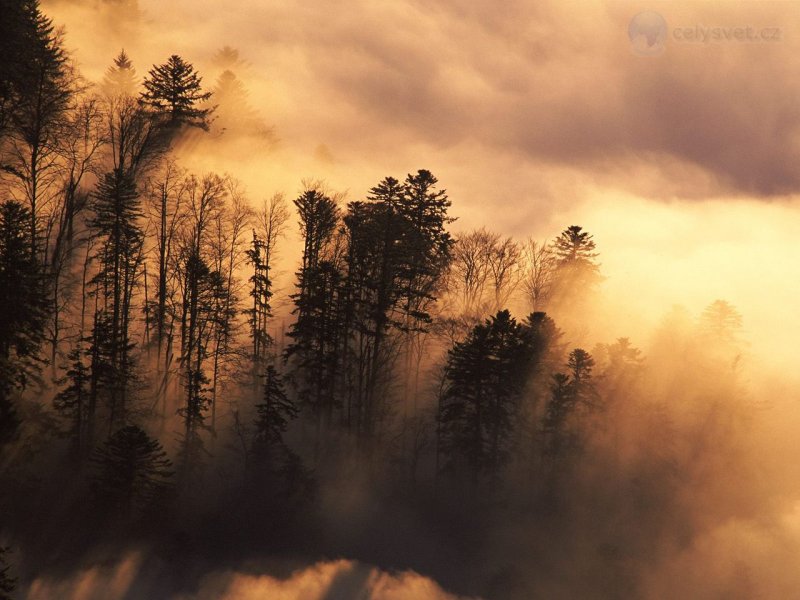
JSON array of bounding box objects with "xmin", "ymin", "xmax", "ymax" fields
[
  {"xmin": 0, "ymin": 200, "xmax": 46, "ymax": 375},
  {"xmin": 140, "ymin": 55, "xmax": 213, "ymax": 129},
  {"xmin": 285, "ymin": 188, "xmax": 342, "ymax": 425},
  {"xmin": 92, "ymin": 424, "xmax": 173, "ymax": 516},
  {"xmin": 212, "ymin": 69, "xmax": 270, "ymax": 137},
  {"xmin": 541, "ymin": 372, "xmax": 575, "ymax": 459},
  {"xmin": 547, "ymin": 225, "xmax": 602, "ymax": 318},
  {"xmin": 53, "ymin": 346, "xmax": 91, "ymax": 459},
  {"xmin": 103, "ymin": 49, "xmax": 138, "ymax": 97},
  {"xmin": 246, "ymin": 231, "xmax": 272, "ymax": 374},
  {"xmin": 3, "ymin": 0, "xmax": 73, "ymax": 263},
  {"xmin": 437, "ymin": 310, "xmax": 533, "ymax": 482},
  {"xmin": 396, "ymin": 169, "xmax": 454, "ymax": 329},
  {"xmin": 0, "ymin": 200, "xmax": 46, "ymax": 447},
  {"xmin": 541, "ymin": 348, "xmax": 598, "ymax": 460},
  {"xmin": 88, "ymin": 168, "xmax": 144, "ymax": 433},
  {"xmin": 700, "ymin": 299, "xmax": 743, "ymax": 343},
  {"xmin": 252, "ymin": 366, "xmax": 298, "ymax": 464}
]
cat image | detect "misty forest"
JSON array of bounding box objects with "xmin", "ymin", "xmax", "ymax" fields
[{"xmin": 0, "ymin": 2, "xmax": 796, "ymax": 599}]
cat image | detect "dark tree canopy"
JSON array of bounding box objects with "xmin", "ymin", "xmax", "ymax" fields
[
  {"xmin": 140, "ymin": 54, "xmax": 213, "ymax": 130},
  {"xmin": 552, "ymin": 225, "xmax": 598, "ymax": 265},
  {"xmin": 548, "ymin": 225, "xmax": 602, "ymax": 312},
  {"xmin": 0, "ymin": 201, "xmax": 46, "ymax": 394},
  {"xmin": 253, "ymin": 366, "xmax": 298, "ymax": 461},
  {"xmin": 92, "ymin": 424, "xmax": 173, "ymax": 515},
  {"xmin": 0, "ymin": 546, "xmax": 15, "ymax": 600},
  {"xmin": 53, "ymin": 346, "xmax": 90, "ymax": 458},
  {"xmin": 438, "ymin": 310, "xmax": 534, "ymax": 481},
  {"xmin": 542, "ymin": 348, "xmax": 598, "ymax": 460}
]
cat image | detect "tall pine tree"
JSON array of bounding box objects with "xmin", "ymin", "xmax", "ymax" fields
[{"xmin": 140, "ymin": 55, "xmax": 213, "ymax": 130}]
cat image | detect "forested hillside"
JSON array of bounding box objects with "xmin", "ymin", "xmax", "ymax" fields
[{"xmin": 0, "ymin": 3, "xmax": 779, "ymax": 599}]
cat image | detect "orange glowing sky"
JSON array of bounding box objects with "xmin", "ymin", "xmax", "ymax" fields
[{"xmin": 43, "ymin": 0, "xmax": 800, "ymax": 374}]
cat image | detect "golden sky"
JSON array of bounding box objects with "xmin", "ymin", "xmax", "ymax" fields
[{"xmin": 44, "ymin": 0, "xmax": 800, "ymax": 373}]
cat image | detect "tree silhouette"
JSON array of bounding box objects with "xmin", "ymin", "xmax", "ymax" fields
[
  {"xmin": 522, "ymin": 238, "xmax": 555, "ymax": 312},
  {"xmin": 0, "ymin": 200, "xmax": 46, "ymax": 447},
  {"xmin": 176, "ymin": 174, "xmax": 228, "ymax": 472},
  {"xmin": 140, "ymin": 55, "xmax": 213, "ymax": 130},
  {"xmin": 542, "ymin": 348, "xmax": 598, "ymax": 460},
  {"xmin": 549, "ymin": 225, "xmax": 601, "ymax": 312},
  {"xmin": 567, "ymin": 348, "xmax": 597, "ymax": 406},
  {"xmin": 252, "ymin": 366, "xmax": 298, "ymax": 464},
  {"xmin": 0, "ymin": 200, "xmax": 46, "ymax": 371},
  {"xmin": 0, "ymin": 546, "xmax": 15, "ymax": 600},
  {"xmin": 211, "ymin": 46, "xmax": 243, "ymax": 71},
  {"xmin": 211, "ymin": 69, "xmax": 274, "ymax": 141},
  {"xmin": 700, "ymin": 299, "xmax": 743, "ymax": 343},
  {"xmin": 103, "ymin": 49, "xmax": 138, "ymax": 97},
  {"xmin": 438, "ymin": 310, "xmax": 533, "ymax": 483},
  {"xmin": 245, "ymin": 196, "xmax": 288, "ymax": 382},
  {"xmin": 449, "ymin": 228, "xmax": 522, "ymax": 317},
  {"xmin": 285, "ymin": 187, "xmax": 342, "ymax": 431},
  {"xmin": 88, "ymin": 168, "xmax": 144, "ymax": 434},
  {"xmin": 53, "ymin": 346, "xmax": 90, "ymax": 459},
  {"xmin": 396, "ymin": 169, "xmax": 454, "ymax": 329},
  {"xmin": 92, "ymin": 424, "xmax": 172, "ymax": 516},
  {"xmin": 3, "ymin": 0, "xmax": 73, "ymax": 263},
  {"xmin": 598, "ymin": 337, "xmax": 644, "ymax": 396},
  {"xmin": 542, "ymin": 372, "xmax": 576, "ymax": 459},
  {"xmin": 552, "ymin": 225, "xmax": 598, "ymax": 265}
]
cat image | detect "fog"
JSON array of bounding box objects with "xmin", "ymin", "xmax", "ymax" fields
[{"xmin": 2, "ymin": 1, "xmax": 799, "ymax": 599}]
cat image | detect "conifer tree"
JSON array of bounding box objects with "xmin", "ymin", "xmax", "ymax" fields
[
  {"xmin": 92, "ymin": 424, "xmax": 172, "ymax": 516},
  {"xmin": 212, "ymin": 69, "xmax": 271, "ymax": 138},
  {"xmin": 53, "ymin": 346, "xmax": 90, "ymax": 459},
  {"xmin": 88, "ymin": 168, "xmax": 144, "ymax": 434},
  {"xmin": 246, "ymin": 231, "xmax": 271, "ymax": 372},
  {"xmin": 700, "ymin": 299, "xmax": 743, "ymax": 344},
  {"xmin": 3, "ymin": 0, "xmax": 73, "ymax": 263},
  {"xmin": 245, "ymin": 195, "xmax": 289, "ymax": 381},
  {"xmin": 103, "ymin": 49, "xmax": 138, "ymax": 97},
  {"xmin": 140, "ymin": 55, "xmax": 213, "ymax": 129},
  {"xmin": 285, "ymin": 187, "xmax": 342, "ymax": 426},
  {"xmin": 0, "ymin": 200, "xmax": 46, "ymax": 447},
  {"xmin": 396, "ymin": 169, "xmax": 454, "ymax": 329},
  {"xmin": 549, "ymin": 225, "xmax": 602, "ymax": 307},
  {"xmin": 541, "ymin": 372, "xmax": 575, "ymax": 459},
  {"xmin": 252, "ymin": 366, "xmax": 298, "ymax": 464},
  {"xmin": 0, "ymin": 200, "xmax": 46, "ymax": 377},
  {"xmin": 542, "ymin": 348, "xmax": 597, "ymax": 460},
  {"xmin": 437, "ymin": 310, "xmax": 533, "ymax": 482}
]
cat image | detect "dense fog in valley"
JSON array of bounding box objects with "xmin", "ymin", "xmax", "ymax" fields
[{"xmin": 1, "ymin": 1, "xmax": 800, "ymax": 598}]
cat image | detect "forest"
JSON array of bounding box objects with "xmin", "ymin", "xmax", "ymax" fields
[{"xmin": 0, "ymin": 2, "xmax": 785, "ymax": 599}]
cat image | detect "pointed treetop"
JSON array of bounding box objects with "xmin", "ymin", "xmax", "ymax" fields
[
  {"xmin": 103, "ymin": 48, "xmax": 138, "ymax": 96},
  {"xmin": 212, "ymin": 45, "xmax": 243, "ymax": 70},
  {"xmin": 115, "ymin": 48, "xmax": 132, "ymax": 70},
  {"xmin": 140, "ymin": 54, "xmax": 214, "ymax": 130}
]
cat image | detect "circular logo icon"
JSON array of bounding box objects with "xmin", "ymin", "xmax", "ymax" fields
[{"xmin": 628, "ymin": 11, "xmax": 668, "ymax": 56}]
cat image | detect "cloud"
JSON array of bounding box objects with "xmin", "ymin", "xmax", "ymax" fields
[
  {"xmin": 23, "ymin": 556, "xmax": 473, "ymax": 600},
  {"xmin": 44, "ymin": 0, "xmax": 800, "ymax": 205},
  {"xmin": 186, "ymin": 560, "xmax": 473, "ymax": 600}
]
